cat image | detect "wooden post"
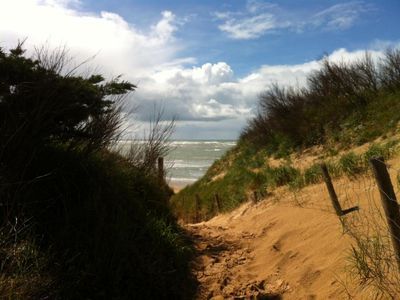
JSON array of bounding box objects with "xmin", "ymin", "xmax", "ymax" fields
[
  {"xmin": 195, "ymin": 194, "xmax": 201, "ymax": 223},
  {"xmin": 252, "ymin": 191, "xmax": 258, "ymax": 204},
  {"xmin": 214, "ymin": 193, "xmax": 221, "ymax": 213},
  {"xmin": 370, "ymin": 157, "xmax": 400, "ymax": 271},
  {"xmin": 321, "ymin": 163, "xmax": 343, "ymax": 216},
  {"xmin": 157, "ymin": 157, "xmax": 164, "ymax": 184}
]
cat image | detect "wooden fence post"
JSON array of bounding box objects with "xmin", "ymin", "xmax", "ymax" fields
[
  {"xmin": 195, "ymin": 194, "xmax": 201, "ymax": 223},
  {"xmin": 157, "ymin": 157, "xmax": 164, "ymax": 184},
  {"xmin": 214, "ymin": 193, "xmax": 221, "ymax": 213},
  {"xmin": 252, "ymin": 191, "xmax": 258, "ymax": 204},
  {"xmin": 321, "ymin": 163, "xmax": 344, "ymax": 216},
  {"xmin": 370, "ymin": 157, "xmax": 400, "ymax": 271},
  {"xmin": 321, "ymin": 163, "xmax": 358, "ymax": 216}
]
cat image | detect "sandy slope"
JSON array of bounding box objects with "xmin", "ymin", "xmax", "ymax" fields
[
  {"xmin": 181, "ymin": 139, "xmax": 400, "ymax": 299},
  {"xmin": 184, "ymin": 163, "xmax": 400, "ymax": 299},
  {"xmin": 187, "ymin": 200, "xmax": 352, "ymax": 299}
]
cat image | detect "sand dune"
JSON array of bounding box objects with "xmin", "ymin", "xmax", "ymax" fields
[
  {"xmin": 187, "ymin": 203, "xmax": 350, "ymax": 299},
  {"xmin": 185, "ymin": 157, "xmax": 400, "ymax": 299}
]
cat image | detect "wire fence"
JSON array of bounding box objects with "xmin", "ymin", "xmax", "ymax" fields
[{"xmin": 266, "ymin": 157, "xmax": 400, "ymax": 297}]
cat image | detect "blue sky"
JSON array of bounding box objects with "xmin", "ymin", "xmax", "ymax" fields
[
  {"xmin": 0, "ymin": 0, "xmax": 399, "ymax": 139},
  {"xmin": 81, "ymin": 0, "xmax": 400, "ymax": 76}
]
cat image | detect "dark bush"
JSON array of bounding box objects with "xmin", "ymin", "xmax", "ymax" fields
[
  {"xmin": 241, "ymin": 49, "xmax": 400, "ymax": 154},
  {"xmin": 0, "ymin": 44, "xmax": 194, "ymax": 299}
]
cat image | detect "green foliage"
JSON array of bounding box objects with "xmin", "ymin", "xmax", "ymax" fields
[
  {"xmin": 364, "ymin": 143, "xmax": 388, "ymax": 161},
  {"xmin": 287, "ymin": 174, "xmax": 305, "ymax": 191},
  {"xmin": 327, "ymin": 161, "xmax": 343, "ymax": 178},
  {"xmin": 173, "ymin": 48, "xmax": 400, "ymax": 254},
  {"xmin": 171, "ymin": 144, "xmax": 303, "ymax": 220},
  {"xmin": 241, "ymin": 50, "xmax": 400, "ymax": 155},
  {"xmin": 172, "ymin": 135, "xmax": 400, "ymax": 222},
  {"xmin": 2, "ymin": 148, "xmax": 194, "ymax": 299},
  {"xmin": 264, "ymin": 165, "xmax": 300, "ymax": 187},
  {"xmin": 0, "ymin": 44, "xmax": 136, "ymax": 160},
  {"xmin": 304, "ymin": 164, "xmax": 323, "ymax": 185},
  {"xmin": 0, "ymin": 45, "xmax": 193, "ymax": 299},
  {"xmin": 364, "ymin": 141, "xmax": 399, "ymax": 163},
  {"xmin": 171, "ymin": 147, "xmax": 270, "ymax": 221},
  {"xmin": 339, "ymin": 152, "xmax": 365, "ymax": 177},
  {"xmin": 274, "ymin": 135, "xmax": 295, "ymax": 159}
]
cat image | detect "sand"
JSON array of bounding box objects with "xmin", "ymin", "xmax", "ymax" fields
[
  {"xmin": 185, "ymin": 155, "xmax": 400, "ymax": 299},
  {"xmin": 187, "ymin": 202, "xmax": 351, "ymax": 299},
  {"xmin": 170, "ymin": 183, "xmax": 185, "ymax": 193}
]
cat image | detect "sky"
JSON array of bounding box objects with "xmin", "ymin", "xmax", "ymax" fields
[{"xmin": 0, "ymin": 0, "xmax": 399, "ymax": 140}]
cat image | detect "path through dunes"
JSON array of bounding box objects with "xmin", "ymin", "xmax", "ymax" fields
[
  {"xmin": 184, "ymin": 155, "xmax": 400, "ymax": 299},
  {"xmin": 187, "ymin": 200, "xmax": 352, "ymax": 299}
]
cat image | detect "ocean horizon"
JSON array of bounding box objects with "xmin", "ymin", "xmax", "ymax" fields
[
  {"xmin": 166, "ymin": 140, "xmax": 236, "ymax": 188},
  {"xmin": 114, "ymin": 139, "xmax": 236, "ymax": 188}
]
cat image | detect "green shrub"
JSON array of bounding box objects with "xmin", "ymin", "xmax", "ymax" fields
[
  {"xmin": 363, "ymin": 141, "xmax": 399, "ymax": 165},
  {"xmin": 364, "ymin": 143, "xmax": 388, "ymax": 161},
  {"xmin": 339, "ymin": 152, "xmax": 365, "ymax": 177},
  {"xmin": 250, "ymin": 171, "xmax": 268, "ymax": 190},
  {"xmin": 5, "ymin": 146, "xmax": 194, "ymax": 299},
  {"xmin": 275, "ymin": 136, "xmax": 295, "ymax": 159},
  {"xmin": 326, "ymin": 161, "xmax": 342, "ymax": 178},
  {"xmin": 304, "ymin": 164, "xmax": 323, "ymax": 185},
  {"xmin": 288, "ymin": 174, "xmax": 305, "ymax": 191},
  {"xmin": 0, "ymin": 45, "xmax": 194, "ymax": 299},
  {"xmin": 241, "ymin": 49, "xmax": 400, "ymax": 155},
  {"xmin": 265, "ymin": 165, "xmax": 301, "ymax": 187}
]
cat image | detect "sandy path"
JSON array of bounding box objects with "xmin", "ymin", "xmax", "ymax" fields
[
  {"xmin": 182, "ymin": 147, "xmax": 400, "ymax": 299},
  {"xmin": 187, "ymin": 222, "xmax": 281, "ymax": 299},
  {"xmin": 185, "ymin": 193, "xmax": 356, "ymax": 299}
]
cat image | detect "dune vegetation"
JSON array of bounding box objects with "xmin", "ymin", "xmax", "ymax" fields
[
  {"xmin": 3, "ymin": 40, "xmax": 400, "ymax": 299},
  {"xmin": 171, "ymin": 49, "xmax": 400, "ymax": 222},
  {"xmin": 0, "ymin": 44, "xmax": 195, "ymax": 299},
  {"xmin": 170, "ymin": 48, "xmax": 400, "ymax": 298}
]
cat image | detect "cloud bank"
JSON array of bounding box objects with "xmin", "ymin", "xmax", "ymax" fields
[
  {"xmin": 0, "ymin": 0, "xmax": 390, "ymax": 139},
  {"xmin": 0, "ymin": 0, "xmax": 187, "ymax": 76}
]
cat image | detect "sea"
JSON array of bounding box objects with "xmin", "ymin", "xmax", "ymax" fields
[
  {"xmin": 166, "ymin": 140, "xmax": 236, "ymax": 188},
  {"xmin": 115, "ymin": 140, "xmax": 236, "ymax": 188}
]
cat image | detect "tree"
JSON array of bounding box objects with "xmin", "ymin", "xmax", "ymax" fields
[{"xmin": 0, "ymin": 43, "xmax": 136, "ymax": 180}]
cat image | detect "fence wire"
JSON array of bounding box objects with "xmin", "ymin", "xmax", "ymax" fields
[{"xmin": 265, "ymin": 158, "xmax": 400, "ymax": 297}]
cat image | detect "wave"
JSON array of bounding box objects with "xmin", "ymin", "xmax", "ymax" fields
[
  {"xmin": 169, "ymin": 177, "xmax": 198, "ymax": 183},
  {"xmin": 170, "ymin": 141, "xmax": 236, "ymax": 146},
  {"xmin": 115, "ymin": 140, "xmax": 236, "ymax": 148},
  {"xmin": 168, "ymin": 162, "xmax": 210, "ymax": 168}
]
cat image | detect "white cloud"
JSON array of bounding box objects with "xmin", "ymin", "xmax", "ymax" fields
[
  {"xmin": 246, "ymin": 1, "xmax": 277, "ymax": 14},
  {"xmin": 312, "ymin": 1, "xmax": 373, "ymax": 30},
  {"xmin": 152, "ymin": 11, "xmax": 177, "ymax": 41},
  {"xmin": 132, "ymin": 62, "xmax": 247, "ymax": 122},
  {"xmin": 218, "ymin": 13, "xmax": 279, "ymax": 40},
  {"xmin": 215, "ymin": 0, "xmax": 373, "ymax": 40},
  {"xmin": 327, "ymin": 48, "xmax": 384, "ymax": 64},
  {"xmin": 132, "ymin": 47, "xmax": 385, "ymax": 134},
  {"xmin": 0, "ymin": 0, "xmax": 388, "ymax": 139},
  {"xmin": 0, "ymin": 0, "xmax": 182, "ymax": 77},
  {"xmin": 214, "ymin": 1, "xmax": 288, "ymax": 40},
  {"xmin": 369, "ymin": 39, "xmax": 400, "ymax": 51},
  {"xmin": 192, "ymin": 99, "xmax": 251, "ymax": 120}
]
